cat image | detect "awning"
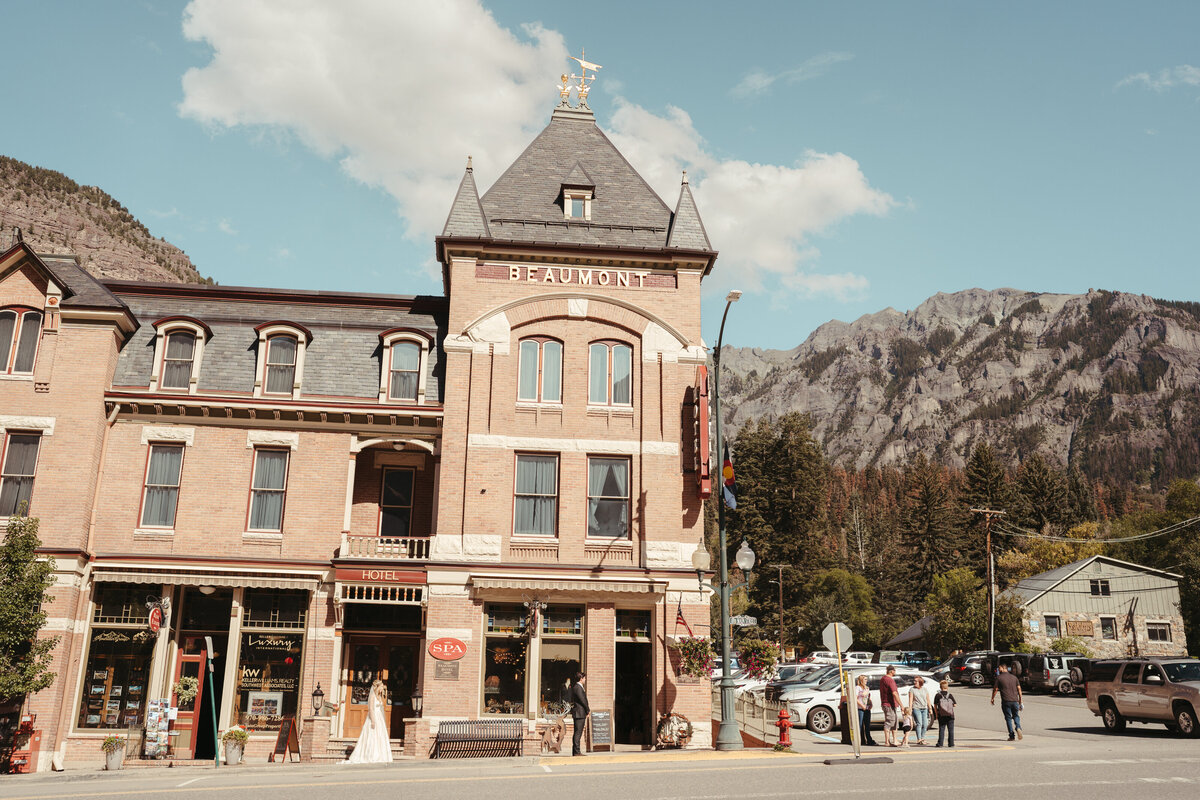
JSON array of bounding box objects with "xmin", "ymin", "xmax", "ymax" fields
[
  {"xmin": 91, "ymin": 568, "xmax": 320, "ymax": 592},
  {"xmin": 471, "ymin": 576, "xmax": 666, "ymax": 595}
]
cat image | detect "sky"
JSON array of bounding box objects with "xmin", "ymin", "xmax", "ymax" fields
[{"xmin": 3, "ymin": 1, "xmax": 1198, "ymax": 350}]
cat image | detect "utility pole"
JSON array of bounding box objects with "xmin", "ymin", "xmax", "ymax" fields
[
  {"xmin": 971, "ymin": 508, "xmax": 1006, "ymax": 651},
  {"xmin": 767, "ymin": 564, "xmax": 794, "ymax": 659}
]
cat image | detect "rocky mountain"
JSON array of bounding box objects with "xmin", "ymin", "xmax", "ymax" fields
[
  {"xmin": 0, "ymin": 155, "xmax": 206, "ymax": 283},
  {"xmin": 720, "ymin": 288, "xmax": 1200, "ymax": 488}
]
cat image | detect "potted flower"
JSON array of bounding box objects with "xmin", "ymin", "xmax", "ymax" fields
[
  {"xmin": 221, "ymin": 725, "xmax": 249, "ymax": 765},
  {"xmin": 100, "ymin": 735, "xmax": 125, "ymax": 771}
]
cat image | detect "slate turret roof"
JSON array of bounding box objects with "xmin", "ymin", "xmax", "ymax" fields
[
  {"xmin": 440, "ymin": 159, "xmax": 490, "ymax": 239},
  {"xmin": 666, "ymin": 175, "xmax": 712, "ymax": 251}
]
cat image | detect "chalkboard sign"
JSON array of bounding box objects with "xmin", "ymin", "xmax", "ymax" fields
[
  {"xmin": 268, "ymin": 716, "xmax": 300, "ymax": 763},
  {"xmin": 589, "ymin": 710, "xmax": 612, "ymax": 747}
]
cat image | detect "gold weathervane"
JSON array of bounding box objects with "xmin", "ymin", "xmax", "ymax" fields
[{"xmin": 558, "ymin": 48, "xmax": 602, "ymax": 109}]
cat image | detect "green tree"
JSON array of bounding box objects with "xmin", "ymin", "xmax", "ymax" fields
[
  {"xmin": 796, "ymin": 569, "xmax": 882, "ymax": 650},
  {"xmin": 1066, "ymin": 467, "xmax": 1098, "ymax": 524},
  {"xmin": 1014, "ymin": 453, "xmax": 1069, "ymax": 530},
  {"xmin": 0, "ymin": 515, "xmax": 58, "ymax": 701},
  {"xmin": 964, "ymin": 442, "xmax": 1011, "ymax": 511},
  {"xmin": 901, "ymin": 455, "xmax": 966, "ymax": 600},
  {"xmin": 922, "ymin": 567, "xmax": 1023, "ymax": 655}
]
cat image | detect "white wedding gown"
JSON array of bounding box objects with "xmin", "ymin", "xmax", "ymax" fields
[{"xmin": 345, "ymin": 684, "xmax": 393, "ymax": 764}]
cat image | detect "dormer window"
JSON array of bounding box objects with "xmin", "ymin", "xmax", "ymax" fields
[
  {"xmin": 564, "ymin": 191, "xmax": 592, "ymax": 221},
  {"xmin": 379, "ymin": 329, "xmax": 431, "ymax": 405},
  {"xmin": 0, "ymin": 308, "xmax": 42, "ymax": 375},
  {"xmin": 149, "ymin": 317, "xmax": 211, "ymax": 393},
  {"xmin": 253, "ymin": 321, "xmax": 311, "ymax": 400}
]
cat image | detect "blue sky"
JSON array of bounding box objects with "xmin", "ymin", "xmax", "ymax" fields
[{"xmin": 4, "ymin": 1, "xmax": 1198, "ymax": 349}]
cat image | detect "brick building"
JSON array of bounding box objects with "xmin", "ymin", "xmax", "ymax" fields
[{"xmin": 2, "ymin": 85, "xmax": 718, "ymax": 769}]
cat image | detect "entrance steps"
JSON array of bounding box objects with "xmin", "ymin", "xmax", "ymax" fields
[
  {"xmin": 123, "ymin": 758, "xmax": 217, "ymax": 768},
  {"xmin": 316, "ymin": 737, "xmax": 409, "ymax": 763}
]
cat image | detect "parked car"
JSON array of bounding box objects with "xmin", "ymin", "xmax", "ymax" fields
[
  {"xmin": 786, "ymin": 666, "xmax": 932, "ymax": 735},
  {"xmin": 764, "ymin": 665, "xmax": 841, "ymax": 702},
  {"xmin": 995, "ymin": 652, "xmax": 1036, "ymax": 685},
  {"xmin": 1085, "ymin": 658, "xmax": 1200, "ymax": 736},
  {"xmin": 1027, "ymin": 652, "xmax": 1089, "ymax": 694},
  {"xmin": 845, "ymin": 651, "xmax": 874, "ymax": 664},
  {"xmin": 805, "ymin": 651, "xmax": 840, "ymax": 665},
  {"xmin": 710, "ymin": 657, "xmax": 740, "ymax": 680},
  {"xmin": 952, "ymin": 651, "xmax": 1000, "ymax": 686},
  {"xmin": 928, "ymin": 657, "xmax": 955, "ymax": 683},
  {"xmin": 875, "ymin": 650, "xmax": 939, "ymax": 671}
]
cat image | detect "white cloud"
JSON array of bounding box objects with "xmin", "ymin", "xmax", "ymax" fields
[
  {"xmin": 179, "ymin": 0, "xmax": 892, "ymax": 299},
  {"xmin": 1116, "ymin": 65, "xmax": 1200, "ymax": 92},
  {"xmin": 731, "ymin": 52, "xmax": 855, "ymax": 98},
  {"xmin": 218, "ymin": 218, "xmax": 237, "ymax": 235}
]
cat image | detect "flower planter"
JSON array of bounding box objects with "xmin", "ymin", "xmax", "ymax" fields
[
  {"xmin": 105, "ymin": 749, "xmax": 123, "ymax": 771},
  {"xmin": 223, "ymin": 742, "xmax": 244, "ymax": 765}
]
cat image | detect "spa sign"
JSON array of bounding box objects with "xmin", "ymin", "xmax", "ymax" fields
[{"xmin": 429, "ymin": 638, "xmax": 467, "ymax": 661}]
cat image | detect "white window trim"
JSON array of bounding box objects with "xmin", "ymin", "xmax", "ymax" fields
[
  {"xmin": 0, "ymin": 415, "xmax": 55, "ymax": 436},
  {"xmin": 149, "ymin": 320, "xmax": 208, "ymax": 394},
  {"xmin": 138, "ymin": 441, "xmax": 185, "ymax": 531},
  {"xmin": 1145, "ymin": 620, "xmax": 1173, "ymax": 642},
  {"xmin": 563, "ymin": 190, "xmax": 592, "ymax": 221},
  {"xmin": 379, "ymin": 332, "xmax": 429, "ymax": 405},
  {"xmin": 0, "ymin": 307, "xmax": 44, "ymax": 376},
  {"xmin": 254, "ymin": 324, "xmax": 308, "ymax": 400}
]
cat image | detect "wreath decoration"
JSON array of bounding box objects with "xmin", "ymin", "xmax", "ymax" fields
[
  {"xmin": 655, "ymin": 712, "xmax": 693, "ymax": 749},
  {"xmin": 173, "ymin": 675, "xmax": 200, "ymax": 704},
  {"xmin": 669, "ymin": 636, "xmax": 713, "ymax": 679}
]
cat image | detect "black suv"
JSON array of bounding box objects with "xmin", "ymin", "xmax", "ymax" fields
[{"xmin": 952, "ymin": 651, "xmax": 1000, "ymax": 686}]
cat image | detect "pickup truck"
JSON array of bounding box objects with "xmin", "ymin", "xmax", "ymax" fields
[{"xmin": 1085, "ymin": 658, "xmax": 1200, "ymax": 736}]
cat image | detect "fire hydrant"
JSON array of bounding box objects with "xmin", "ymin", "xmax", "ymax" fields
[{"xmin": 776, "ymin": 706, "xmax": 793, "ymax": 748}]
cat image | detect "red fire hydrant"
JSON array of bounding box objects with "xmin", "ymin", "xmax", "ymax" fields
[{"xmin": 776, "ymin": 706, "xmax": 793, "ymax": 748}]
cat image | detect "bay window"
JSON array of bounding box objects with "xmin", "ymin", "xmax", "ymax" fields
[
  {"xmin": 248, "ymin": 448, "xmax": 289, "ymax": 531},
  {"xmin": 514, "ymin": 454, "xmax": 557, "ymax": 536},
  {"xmin": 0, "ymin": 432, "xmax": 41, "ymax": 516},
  {"xmin": 587, "ymin": 457, "xmax": 630, "ymax": 538},
  {"xmin": 140, "ymin": 444, "xmax": 184, "ymax": 528},
  {"xmin": 588, "ymin": 341, "xmax": 632, "ymax": 405},
  {"xmin": 517, "ymin": 338, "xmax": 562, "ymax": 403}
]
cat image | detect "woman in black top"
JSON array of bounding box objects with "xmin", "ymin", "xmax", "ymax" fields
[{"xmin": 934, "ymin": 679, "xmax": 956, "ymax": 748}]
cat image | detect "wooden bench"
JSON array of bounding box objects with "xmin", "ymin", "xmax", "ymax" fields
[{"xmin": 432, "ymin": 718, "xmax": 524, "ymax": 759}]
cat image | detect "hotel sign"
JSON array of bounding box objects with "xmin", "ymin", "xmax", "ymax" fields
[
  {"xmin": 335, "ymin": 568, "xmax": 425, "ymax": 584},
  {"xmin": 476, "ymin": 263, "xmax": 676, "ymax": 289}
]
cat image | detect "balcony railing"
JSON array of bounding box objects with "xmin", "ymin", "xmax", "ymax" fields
[{"xmin": 341, "ymin": 533, "xmax": 431, "ymax": 561}]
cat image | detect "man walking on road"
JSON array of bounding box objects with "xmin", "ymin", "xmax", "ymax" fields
[
  {"xmin": 991, "ymin": 663, "xmax": 1023, "ymax": 741},
  {"xmin": 569, "ymin": 672, "xmax": 590, "ymax": 756},
  {"xmin": 880, "ymin": 665, "xmax": 902, "ymax": 747}
]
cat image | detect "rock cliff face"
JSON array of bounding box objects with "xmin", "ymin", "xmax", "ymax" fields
[
  {"xmin": 0, "ymin": 155, "xmax": 205, "ymax": 283},
  {"xmin": 720, "ymin": 288, "xmax": 1200, "ymax": 486}
]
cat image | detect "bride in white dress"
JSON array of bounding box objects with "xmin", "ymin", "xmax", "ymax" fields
[{"xmin": 345, "ymin": 678, "xmax": 392, "ymax": 763}]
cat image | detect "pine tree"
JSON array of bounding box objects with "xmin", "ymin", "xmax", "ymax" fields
[
  {"xmin": 0, "ymin": 515, "xmax": 59, "ymax": 701},
  {"xmin": 1015, "ymin": 453, "xmax": 1069, "ymax": 530},
  {"xmin": 964, "ymin": 442, "xmax": 1011, "ymax": 511},
  {"xmin": 901, "ymin": 455, "xmax": 965, "ymax": 601}
]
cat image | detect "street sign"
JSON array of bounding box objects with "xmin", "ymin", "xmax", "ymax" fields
[
  {"xmin": 822, "ymin": 622, "xmax": 853, "ymax": 652},
  {"xmin": 730, "ymin": 615, "xmax": 757, "ymax": 628}
]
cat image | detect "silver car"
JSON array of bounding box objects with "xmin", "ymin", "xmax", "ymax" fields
[{"xmin": 1085, "ymin": 658, "xmax": 1200, "ymax": 736}]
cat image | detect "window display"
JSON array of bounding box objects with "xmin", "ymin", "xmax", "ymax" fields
[
  {"xmin": 232, "ymin": 590, "xmax": 307, "ymax": 730},
  {"xmin": 483, "ymin": 604, "xmax": 527, "ymax": 715},
  {"xmin": 76, "ymin": 628, "xmax": 153, "ymax": 729},
  {"xmin": 539, "ymin": 607, "xmax": 583, "ymax": 718}
]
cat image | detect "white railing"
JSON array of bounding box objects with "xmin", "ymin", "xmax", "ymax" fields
[
  {"xmin": 713, "ymin": 687, "xmax": 787, "ymax": 747},
  {"xmin": 341, "ymin": 533, "xmax": 431, "ymax": 560}
]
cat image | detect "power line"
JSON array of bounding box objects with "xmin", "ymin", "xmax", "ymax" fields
[{"xmin": 996, "ymin": 515, "xmax": 1200, "ymax": 544}]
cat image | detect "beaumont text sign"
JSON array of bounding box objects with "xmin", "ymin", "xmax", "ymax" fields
[{"xmin": 476, "ymin": 263, "xmax": 676, "ymax": 289}]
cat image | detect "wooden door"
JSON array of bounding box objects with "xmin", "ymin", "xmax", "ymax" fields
[
  {"xmin": 343, "ymin": 641, "xmax": 382, "ymax": 739},
  {"xmin": 385, "ymin": 642, "xmax": 418, "ymax": 734},
  {"xmin": 342, "ymin": 637, "xmax": 419, "ymax": 740},
  {"xmin": 171, "ymin": 638, "xmax": 207, "ymax": 758}
]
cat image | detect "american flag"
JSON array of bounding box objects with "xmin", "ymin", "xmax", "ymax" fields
[{"xmin": 676, "ymin": 598, "xmax": 694, "ymax": 637}]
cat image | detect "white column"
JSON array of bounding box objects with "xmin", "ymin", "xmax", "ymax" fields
[
  {"xmin": 218, "ymin": 588, "xmax": 244, "ymax": 732},
  {"xmin": 148, "ymin": 585, "xmax": 175, "ymax": 704},
  {"xmin": 343, "ymin": 453, "xmax": 357, "ymax": 533}
]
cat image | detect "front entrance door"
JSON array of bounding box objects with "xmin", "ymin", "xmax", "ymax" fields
[
  {"xmin": 342, "ymin": 636, "xmax": 419, "ymax": 740},
  {"xmin": 171, "ymin": 639, "xmax": 207, "ymax": 759},
  {"xmin": 614, "ymin": 642, "xmax": 652, "ymax": 746}
]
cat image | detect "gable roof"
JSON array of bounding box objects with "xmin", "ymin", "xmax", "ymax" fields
[
  {"xmin": 0, "ymin": 241, "xmax": 128, "ymax": 311},
  {"xmin": 560, "ymin": 161, "xmax": 595, "ymax": 191},
  {"xmin": 1007, "ymin": 555, "xmax": 1182, "ymax": 607},
  {"xmin": 884, "ymin": 614, "xmax": 932, "ymax": 648}
]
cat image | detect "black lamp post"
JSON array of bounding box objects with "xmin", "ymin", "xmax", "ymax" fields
[
  {"xmin": 410, "ymin": 687, "xmax": 423, "ymax": 717},
  {"xmin": 311, "ymin": 683, "xmax": 324, "ymax": 716}
]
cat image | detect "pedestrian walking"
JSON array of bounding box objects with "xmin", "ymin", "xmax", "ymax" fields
[
  {"xmin": 855, "ymin": 674, "xmax": 877, "ymax": 746},
  {"xmin": 568, "ymin": 672, "xmax": 590, "ymax": 756},
  {"xmin": 899, "ymin": 705, "xmax": 913, "ymax": 747},
  {"xmin": 879, "ymin": 665, "xmax": 902, "ymax": 747},
  {"xmin": 934, "ymin": 679, "xmax": 956, "ymax": 748},
  {"xmin": 910, "ymin": 675, "xmax": 932, "ymax": 745},
  {"xmin": 991, "ymin": 663, "xmax": 1024, "ymax": 741}
]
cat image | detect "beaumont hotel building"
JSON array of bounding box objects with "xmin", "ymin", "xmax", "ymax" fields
[{"xmin": 0, "ymin": 92, "xmax": 721, "ymax": 769}]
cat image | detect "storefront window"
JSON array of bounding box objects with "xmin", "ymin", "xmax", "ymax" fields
[
  {"xmin": 539, "ymin": 606, "xmax": 583, "ymax": 718},
  {"xmin": 77, "ymin": 586, "xmax": 154, "ymax": 730},
  {"xmin": 483, "ymin": 604, "xmax": 527, "ymax": 715},
  {"xmin": 233, "ymin": 590, "xmax": 307, "ymax": 730},
  {"xmin": 616, "ymin": 610, "xmax": 651, "ymax": 640}
]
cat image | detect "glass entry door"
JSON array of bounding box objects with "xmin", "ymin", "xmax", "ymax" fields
[{"xmin": 342, "ymin": 636, "xmax": 419, "ymax": 740}]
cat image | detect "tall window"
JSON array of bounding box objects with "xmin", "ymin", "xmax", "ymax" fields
[
  {"xmin": 248, "ymin": 449, "xmax": 289, "ymax": 531},
  {"xmin": 264, "ymin": 336, "xmax": 297, "ymax": 394},
  {"xmin": 587, "ymin": 457, "xmax": 630, "ymax": 538},
  {"xmin": 380, "ymin": 468, "xmax": 415, "ymax": 537},
  {"xmin": 483, "ymin": 605, "xmax": 527, "ymax": 715},
  {"xmin": 389, "ymin": 342, "xmax": 421, "ymax": 402},
  {"xmin": 161, "ymin": 331, "xmax": 196, "ymax": 390},
  {"xmin": 514, "ymin": 454, "xmax": 558, "ymax": 536},
  {"xmin": 588, "ymin": 342, "xmax": 632, "ymax": 405},
  {"xmin": 518, "ymin": 339, "xmax": 562, "ymax": 403},
  {"xmin": 0, "ymin": 308, "xmax": 42, "ymax": 374},
  {"xmin": 140, "ymin": 444, "xmax": 184, "ymax": 528},
  {"xmin": 0, "ymin": 433, "xmax": 41, "ymax": 516},
  {"xmin": 539, "ymin": 607, "xmax": 583, "ymax": 717}
]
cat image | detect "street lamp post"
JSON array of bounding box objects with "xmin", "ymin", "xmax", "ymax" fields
[{"xmin": 713, "ymin": 289, "xmax": 744, "ymax": 751}]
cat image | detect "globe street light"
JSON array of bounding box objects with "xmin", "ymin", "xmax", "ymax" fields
[{"xmin": 713, "ymin": 288, "xmax": 744, "ymax": 751}]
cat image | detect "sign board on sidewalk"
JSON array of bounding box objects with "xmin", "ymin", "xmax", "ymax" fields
[
  {"xmin": 589, "ymin": 711, "xmax": 612, "ymax": 746},
  {"xmin": 822, "ymin": 622, "xmax": 853, "ymax": 653},
  {"xmin": 730, "ymin": 615, "xmax": 757, "ymax": 628},
  {"xmin": 268, "ymin": 716, "xmax": 300, "ymax": 762}
]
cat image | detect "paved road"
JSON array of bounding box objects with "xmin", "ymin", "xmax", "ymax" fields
[{"xmin": 2, "ymin": 686, "xmax": 1197, "ymax": 800}]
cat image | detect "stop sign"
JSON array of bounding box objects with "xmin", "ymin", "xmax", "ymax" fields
[{"xmin": 822, "ymin": 622, "xmax": 853, "ymax": 652}]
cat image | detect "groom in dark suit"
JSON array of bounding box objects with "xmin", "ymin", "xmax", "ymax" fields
[{"xmin": 568, "ymin": 672, "xmax": 590, "ymax": 756}]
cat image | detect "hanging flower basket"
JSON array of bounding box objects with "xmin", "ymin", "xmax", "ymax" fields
[
  {"xmin": 737, "ymin": 639, "xmax": 779, "ymax": 682},
  {"xmin": 668, "ymin": 636, "xmax": 713, "ymax": 679}
]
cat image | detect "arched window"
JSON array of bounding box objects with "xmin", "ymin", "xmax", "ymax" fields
[
  {"xmin": 161, "ymin": 331, "xmax": 196, "ymax": 390},
  {"xmin": 517, "ymin": 338, "xmax": 562, "ymax": 403},
  {"xmin": 588, "ymin": 341, "xmax": 632, "ymax": 406},
  {"xmin": 389, "ymin": 342, "xmax": 421, "ymax": 402},
  {"xmin": 264, "ymin": 335, "xmax": 298, "ymax": 394},
  {"xmin": 150, "ymin": 317, "xmax": 210, "ymax": 393},
  {"xmin": 378, "ymin": 329, "xmax": 431, "ymax": 405},
  {"xmin": 0, "ymin": 308, "xmax": 43, "ymax": 375}
]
